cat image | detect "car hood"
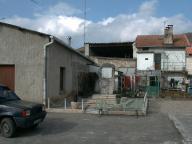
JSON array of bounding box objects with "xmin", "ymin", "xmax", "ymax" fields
[{"xmin": 3, "ymin": 100, "xmax": 42, "ymax": 110}]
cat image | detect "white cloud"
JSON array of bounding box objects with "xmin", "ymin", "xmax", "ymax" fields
[
  {"xmin": 139, "ymin": 0, "xmax": 158, "ymax": 16},
  {"xmin": 99, "ymin": 17, "xmax": 115, "ymax": 26},
  {"xmin": 3, "ymin": 0, "xmax": 192, "ymax": 48},
  {"xmin": 40, "ymin": 2, "xmax": 82, "ymax": 16}
]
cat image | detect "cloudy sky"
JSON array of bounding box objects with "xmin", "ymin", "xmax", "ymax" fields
[{"xmin": 0, "ymin": 0, "xmax": 192, "ymax": 48}]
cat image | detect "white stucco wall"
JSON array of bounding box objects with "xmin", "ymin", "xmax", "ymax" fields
[
  {"xmin": 137, "ymin": 53, "xmax": 154, "ymax": 70},
  {"xmin": 132, "ymin": 42, "xmax": 137, "ymax": 59},
  {"xmin": 187, "ymin": 57, "xmax": 192, "ymax": 75}
]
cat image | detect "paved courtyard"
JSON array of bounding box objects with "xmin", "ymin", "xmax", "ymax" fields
[
  {"xmin": 0, "ymin": 111, "xmax": 182, "ymax": 144},
  {"xmin": 157, "ymin": 99, "xmax": 192, "ymax": 144}
]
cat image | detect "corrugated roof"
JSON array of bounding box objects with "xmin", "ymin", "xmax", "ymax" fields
[
  {"xmin": 86, "ymin": 42, "xmax": 133, "ymax": 48},
  {"xmin": 136, "ymin": 34, "xmax": 188, "ymax": 48}
]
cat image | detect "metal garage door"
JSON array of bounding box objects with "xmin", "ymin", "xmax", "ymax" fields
[{"xmin": 0, "ymin": 65, "xmax": 15, "ymax": 91}]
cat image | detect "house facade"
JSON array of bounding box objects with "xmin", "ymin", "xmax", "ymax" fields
[
  {"xmin": 135, "ymin": 25, "xmax": 189, "ymax": 92},
  {"xmin": 0, "ymin": 22, "xmax": 94, "ymax": 104}
]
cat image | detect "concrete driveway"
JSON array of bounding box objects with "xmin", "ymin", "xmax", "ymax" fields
[{"xmin": 0, "ymin": 112, "xmax": 182, "ymax": 144}]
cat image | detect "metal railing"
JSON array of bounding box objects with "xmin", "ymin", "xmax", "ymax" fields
[{"xmin": 47, "ymin": 97, "xmax": 88, "ymax": 112}]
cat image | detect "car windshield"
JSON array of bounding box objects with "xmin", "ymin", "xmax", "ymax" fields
[{"xmin": 0, "ymin": 87, "xmax": 20, "ymax": 102}]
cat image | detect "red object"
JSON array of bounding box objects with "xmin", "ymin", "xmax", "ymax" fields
[
  {"xmin": 21, "ymin": 111, "xmax": 27, "ymax": 117},
  {"xmin": 124, "ymin": 76, "xmax": 130, "ymax": 89}
]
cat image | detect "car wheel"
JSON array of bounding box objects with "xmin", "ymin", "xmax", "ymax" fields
[{"xmin": 0, "ymin": 118, "xmax": 16, "ymax": 138}]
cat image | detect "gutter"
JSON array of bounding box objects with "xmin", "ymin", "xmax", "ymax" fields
[{"xmin": 43, "ymin": 35, "xmax": 54, "ymax": 106}]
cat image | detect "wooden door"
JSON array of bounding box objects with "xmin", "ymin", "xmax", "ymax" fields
[{"xmin": 0, "ymin": 65, "xmax": 15, "ymax": 91}]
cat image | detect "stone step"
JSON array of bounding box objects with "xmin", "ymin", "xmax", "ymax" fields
[
  {"xmin": 86, "ymin": 99, "xmax": 97, "ymax": 103},
  {"xmin": 92, "ymin": 94, "xmax": 116, "ymax": 99}
]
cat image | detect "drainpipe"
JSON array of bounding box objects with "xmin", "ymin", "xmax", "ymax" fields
[{"xmin": 43, "ymin": 35, "xmax": 54, "ymax": 106}]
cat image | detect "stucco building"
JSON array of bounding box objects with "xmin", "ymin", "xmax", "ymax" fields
[
  {"xmin": 135, "ymin": 25, "xmax": 189, "ymax": 93},
  {"xmin": 0, "ymin": 22, "xmax": 94, "ymax": 105}
]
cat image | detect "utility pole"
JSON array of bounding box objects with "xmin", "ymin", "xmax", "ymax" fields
[
  {"xmin": 83, "ymin": 0, "xmax": 87, "ymax": 45},
  {"xmin": 65, "ymin": 36, "xmax": 72, "ymax": 47}
]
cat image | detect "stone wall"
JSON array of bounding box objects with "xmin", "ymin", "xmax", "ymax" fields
[
  {"xmin": 99, "ymin": 78, "xmax": 115, "ymax": 94},
  {"xmin": 90, "ymin": 56, "xmax": 136, "ymax": 69}
]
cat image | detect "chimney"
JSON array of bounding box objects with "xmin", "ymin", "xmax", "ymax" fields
[
  {"xmin": 164, "ymin": 25, "xmax": 173, "ymax": 45},
  {"xmin": 66, "ymin": 36, "xmax": 72, "ymax": 46}
]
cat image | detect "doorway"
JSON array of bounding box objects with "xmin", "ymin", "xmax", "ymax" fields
[{"xmin": 0, "ymin": 65, "xmax": 15, "ymax": 91}]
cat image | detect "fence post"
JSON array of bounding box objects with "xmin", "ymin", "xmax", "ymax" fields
[
  {"xmin": 48, "ymin": 97, "xmax": 50, "ymax": 109},
  {"xmin": 64, "ymin": 98, "xmax": 66, "ymax": 110},
  {"xmin": 82, "ymin": 99, "xmax": 84, "ymax": 111}
]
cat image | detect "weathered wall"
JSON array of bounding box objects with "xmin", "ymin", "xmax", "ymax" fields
[
  {"xmin": 0, "ymin": 24, "xmax": 49, "ymax": 103},
  {"xmin": 47, "ymin": 42, "xmax": 90, "ymax": 98},
  {"xmin": 161, "ymin": 51, "xmax": 185, "ymax": 71},
  {"xmin": 90, "ymin": 56, "xmax": 136, "ymax": 69},
  {"xmin": 187, "ymin": 57, "xmax": 192, "ymax": 75},
  {"xmin": 99, "ymin": 78, "xmax": 115, "ymax": 94}
]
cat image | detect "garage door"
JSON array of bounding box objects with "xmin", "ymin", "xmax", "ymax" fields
[{"xmin": 0, "ymin": 65, "xmax": 15, "ymax": 91}]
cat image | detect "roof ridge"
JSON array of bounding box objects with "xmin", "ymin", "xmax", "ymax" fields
[{"xmin": 0, "ymin": 21, "xmax": 50, "ymax": 37}]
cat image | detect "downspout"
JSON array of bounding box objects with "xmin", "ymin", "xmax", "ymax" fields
[{"xmin": 43, "ymin": 35, "xmax": 54, "ymax": 106}]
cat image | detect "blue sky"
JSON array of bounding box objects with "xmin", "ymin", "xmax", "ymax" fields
[{"xmin": 0, "ymin": 0, "xmax": 192, "ymax": 48}]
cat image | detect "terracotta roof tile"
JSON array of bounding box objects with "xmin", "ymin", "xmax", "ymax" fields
[
  {"xmin": 186, "ymin": 33, "xmax": 192, "ymax": 43},
  {"xmin": 136, "ymin": 34, "xmax": 189, "ymax": 48},
  {"xmin": 186, "ymin": 47, "xmax": 192, "ymax": 54}
]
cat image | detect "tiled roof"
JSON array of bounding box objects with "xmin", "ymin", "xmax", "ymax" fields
[
  {"xmin": 186, "ymin": 47, "xmax": 192, "ymax": 55},
  {"xmin": 186, "ymin": 33, "xmax": 192, "ymax": 43},
  {"xmin": 136, "ymin": 34, "xmax": 189, "ymax": 48}
]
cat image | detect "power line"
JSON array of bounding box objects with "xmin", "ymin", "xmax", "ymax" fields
[
  {"xmin": 0, "ymin": 17, "xmax": 6, "ymax": 20},
  {"xmin": 30, "ymin": 0, "xmax": 39, "ymax": 5}
]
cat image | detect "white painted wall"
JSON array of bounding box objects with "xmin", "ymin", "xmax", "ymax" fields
[
  {"xmin": 187, "ymin": 57, "xmax": 192, "ymax": 75},
  {"xmin": 161, "ymin": 51, "xmax": 185, "ymax": 71},
  {"xmin": 101, "ymin": 67, "xmax": 113, "ymax": 78},
  {"xmin": 137, "ymin": 53, "xmax": 154, "ymax": 70}
]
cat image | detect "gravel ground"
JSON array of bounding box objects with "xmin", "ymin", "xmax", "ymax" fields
[
  {"xmin": 0, "ymin": 111, "xmax": 182, "ymax": 144},
  {"xmin": 1, "ymin": 98, "xmax": 190, "ymax": 144}
]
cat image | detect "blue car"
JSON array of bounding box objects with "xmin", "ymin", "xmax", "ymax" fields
[{"xmin": 0, "ymin": 84, "xmax": 46, "ymax": 138}]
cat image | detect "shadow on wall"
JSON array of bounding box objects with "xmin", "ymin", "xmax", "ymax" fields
[{"xmin": 78, "ymin": 72, "xmax": 99, "ymax": 98}]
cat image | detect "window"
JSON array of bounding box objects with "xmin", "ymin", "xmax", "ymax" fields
[
  {"xmin": 60, "ymin": 67, "xmax": 65, "ymax": 91},
  {"xmin": 150, "ymin": 76, "xmax": 156, "ymax": 86},
  {"xmin": 145, "ymin": 58, "xmax": 149, "ymax": 60}
]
